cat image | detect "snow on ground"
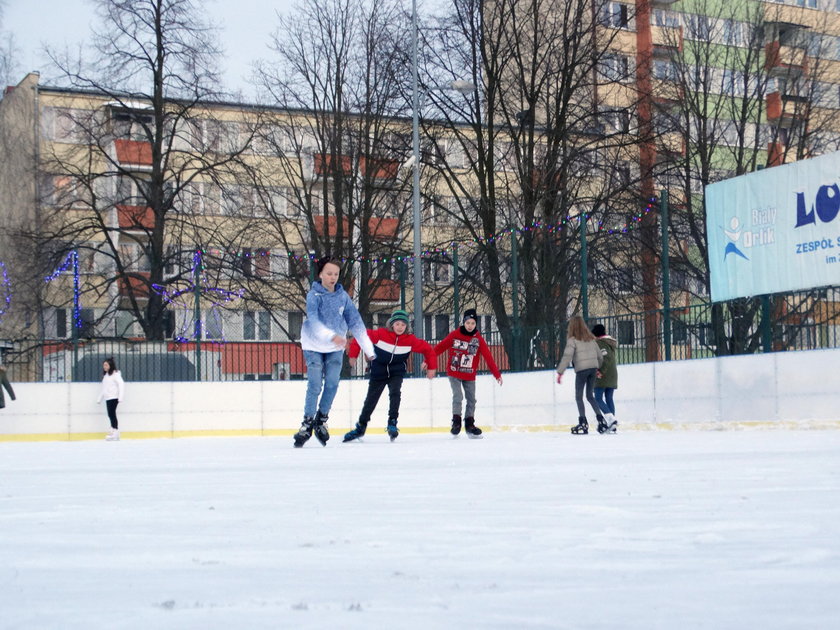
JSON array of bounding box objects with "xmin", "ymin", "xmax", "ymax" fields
[{"xmin": 1, "ymin": 430, "xmax": 839, "ymax": 630}]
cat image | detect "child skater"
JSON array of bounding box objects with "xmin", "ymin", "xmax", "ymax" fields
[
  {"xmin": 294, "ymin": 256, "xmax": 375, "ymax": 448},
  {"xmin": 556, "ymin": 316, "xmax": 609, "ymax": 435},
  {"xmin": 97, "ymin": 357, "xmax": 125, "ymax": 441},
  {"xmin": 434, "ymin": 309, "xmax": 502, "ymax": 438},
  {"xmin": 592, "ymin": 323, "xmax": 618, "ymax": 433},
  {"xmin": 344, "ymin": 309, "xmax": 436, "ymax": 442}
]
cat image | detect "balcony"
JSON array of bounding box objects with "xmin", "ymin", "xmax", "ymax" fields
[
  {"xmin": 361, "ymin": 157, "xmax": 400, "ymax": 183},
  {"xmin": 765, "ymin": 41, "xmax": 808, "ymax": 77},
  {"xmin": 116, "ymin": 205, "xmax": 155, "ymax": 231},
  {"xmin": 657, "ymin": 132, "xmax": 685, "ymax": 157},
  {"xmin": 311, "ymin": 216, "xmax": 399, "ymax": 241},
  {"xmin": 114, "ymin": 139, "xmax": 153, "ymax": 168},
  {"xmin": 118, "ymin": 273, "xmax": 151, "ymax": 303},
  {"xmin": 369, "ymin": 279, "xmax": 400, "ymax": 303},
  {"xmin": 651, "ymin": 25, "xmax": 682, "ymax": 54},
  {"xmin": 766, "ymin": 91, "xmax": 807, "ymax": 127}
]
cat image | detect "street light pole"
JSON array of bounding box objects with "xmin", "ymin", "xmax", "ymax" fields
[{"xmin": 411, "ymin": 0, "xmax": 424, "ymax": 342}]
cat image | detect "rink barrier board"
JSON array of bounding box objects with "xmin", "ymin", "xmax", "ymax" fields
[{"xmin": 2, "ymin": 348, "xmax": 839, "ymax": 441}]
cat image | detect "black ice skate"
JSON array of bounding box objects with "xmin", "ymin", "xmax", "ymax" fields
[
  {"xmin": 464, "ymin": 416, "xmax": 483, "ymax": 439},
  {"xmin": 293, "ymin": 416, "xmax": 315, "ymax": 447},
  {"xmin": 313, "ymin": 411, "xmax": 330, "ymax": 446},
  {"xmin": 571, "ymin": 417, "xmax": 588, "ymax": 435},
  {"xmin": 343, "ymin": 420, "xmax": 368, "ymax": 442},
  {"xmin": 450, "ymin": 414, "xmax": 462, "ymax": 436},
  {"xmin": 596, "ymin": 415, "xmax": 609, "ymax": 434},
  {"xmin": 386, "ymin": 418, "xmax": 399, "ymax": 442}
]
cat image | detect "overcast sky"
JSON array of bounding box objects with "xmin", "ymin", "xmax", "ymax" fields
[{"xmin": 2, "ymin": 0, "xmax": 299, "ymax": 100}]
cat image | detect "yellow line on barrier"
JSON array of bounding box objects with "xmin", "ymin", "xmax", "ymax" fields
[{"xmin": 1, "ymin": 421, "xmax": 839, "ymax": 442}]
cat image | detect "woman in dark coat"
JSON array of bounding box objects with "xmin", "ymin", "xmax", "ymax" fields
[{"xmin": 0, "ymin": 366, "xmax": 16, "ymax": 409}]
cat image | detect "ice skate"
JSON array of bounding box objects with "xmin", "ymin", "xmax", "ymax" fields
[
  {"xmin": 343, "ymin": 420, "xmax": 368, "ymax": 442},
  {"xmin": 571, "ymin": 417, "xmax": 588, "ymax": 435},
  {"xmin": 313, "ymin": 411, "xmax": 329, "ymax": 446},
  {"xmin": 450, "ymin": 414, "xmax": 462, "ymax": 436},
  {"xmin": 386, "ymin": 418, "xmax": 399, "ymax": 441},
  {"xmin": 604, "ymin": 413, "xmax": 618, "ymax": 433},
  {"xmin": 464, "ymin": 417, "xmax": 483, "ymax": 439},
  {"xmin": 105, "ymin": 429, "xmax": 120, "ymax": 441},
  {"xmin": 293, "ymin": 416, "xmax": 315, "ymax": 448},
  {"xmin": 596, "ymin": 415, "xmax": 609, "ymax": 434}
]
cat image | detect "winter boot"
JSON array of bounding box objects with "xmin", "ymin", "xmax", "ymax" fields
[
  {"xmin": 343, "ymin": 420, "xmax": 368, "ymax": 442},
  {"xmin": 464, "ymin": 417, "xmax": 483, "ymax": 439},
  {"xmin": 450, "ymin": 414, "xmax": 462, "ymax": 436},
  {"xmin": 386, "ymin": 418, "xmax": 399, "ymax": 441},
  {"xmin": 313, "ymin": 411, "xmax": 330, "ymax": 446},
  {"xmin": 596, "ymin": 415, "xmax": 609, "ymax": 434},
  {"xmin": 293, "ymin": 416, "xmax": 315, "ymax": 448},
  {"xmin": 105, "ymin": 429, "xmax": 120, "ymax": 441},
  {"xmin": 571, "ymin": 417, "xmax": 588, "ymax": 435}
]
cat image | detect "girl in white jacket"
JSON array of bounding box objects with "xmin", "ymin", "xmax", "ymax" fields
[{"xmin": 97, "ymin": 357, "xmax": 125, "ymax": 441}]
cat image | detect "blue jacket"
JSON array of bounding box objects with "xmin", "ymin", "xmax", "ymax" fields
[{"xmin": 300, "ymin": 281, "xmax": 374, "ymax": 357}]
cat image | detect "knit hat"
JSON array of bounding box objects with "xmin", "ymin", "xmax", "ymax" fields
[
  {"xmin": 387, "ymin": 309, "xmax": 410, "ymax": 330},
  {"xmin": 592, "ymin": 324, "xmax": 606, "ymax": 337},
  {"xmin": 462, "ymin": 309, "xmax": 478, "ymax": 324}
]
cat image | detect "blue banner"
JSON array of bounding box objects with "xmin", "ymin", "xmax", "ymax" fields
[{"xmin": 706, "ymin": 151, "xmax": 840, "ymax": 301}]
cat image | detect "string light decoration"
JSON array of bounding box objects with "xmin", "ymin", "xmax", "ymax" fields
[
  {"xmin": 0, "ymin": 262, "xmax": 11, "ymax": 326},
  {"xmin": 152, "ymin": 250, "xmax": 244, "ymax": 344},
  {"xmin": 44, "ymin": 251, "xmax": 83, "ymax": 332}
]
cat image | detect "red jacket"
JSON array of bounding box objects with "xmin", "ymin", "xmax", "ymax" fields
[
  {"xmin": 434, "ymin": 329, "xmax": 501, "ymax": 381},
  {"xmin": 349, "ymin": 328, "xmax": 436, "ymax": 379}
]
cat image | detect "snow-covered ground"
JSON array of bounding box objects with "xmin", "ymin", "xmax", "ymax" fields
[{"xmin": 1, "ymin": 430, "xmax": 838, "ymax": 629}]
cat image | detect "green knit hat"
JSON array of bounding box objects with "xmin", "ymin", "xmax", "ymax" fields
[{"xmin": 386, "ymin": 309, "xmax": 410, "ymax": 330}]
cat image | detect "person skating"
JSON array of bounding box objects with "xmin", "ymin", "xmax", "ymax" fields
[
  {"xmin": 0, "ymin": 365, "xmax": 16, "ymax": 411},
  {"xmin": 556, "ymin": 316, "xmax": 605, "ymax": 435},
  {"xmin": 344, "ymin": 309, "xmax": 436, "ymax": 442},
  {"xmin": 97, "ymin": 357, "xmax": 125, "ymax": 441},
  {"xmin": 294, "ymin": 256, "xmax": 375, "ymax": 448},
  {"xmin": 592, "ymin": 323, "xmax": 618, "ymax": 433},
  {"xmin": 434, "ymin": 309, "xmax": 502, "ymax": 438}
]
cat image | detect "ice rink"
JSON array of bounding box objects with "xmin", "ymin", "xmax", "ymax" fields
[{"xmin": 1, "ymin": 429, "xmax": 838, "ymax": 629}]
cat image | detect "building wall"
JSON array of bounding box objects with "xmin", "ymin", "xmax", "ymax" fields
[{"xmin": 1, "ymin": 347, "xmax": 838, "ymax": 440}]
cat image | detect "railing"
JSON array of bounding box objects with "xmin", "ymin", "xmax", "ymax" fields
[{"xmin": 3, "ymin": 288, "xmax": 840, "ymax": 382}]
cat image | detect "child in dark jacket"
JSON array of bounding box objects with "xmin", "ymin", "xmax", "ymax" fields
[
  {"xmin": 344, "ymin": 310, "xmax": 436, "ymax": 441},
  {"xmin": 434, "ymin": 309, "xmax": 502, "ymax": 438}
]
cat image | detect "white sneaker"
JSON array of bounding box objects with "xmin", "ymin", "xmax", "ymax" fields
[{"xmin": 105, "ymin": 430, "xmax": 120, "ymax": 441}]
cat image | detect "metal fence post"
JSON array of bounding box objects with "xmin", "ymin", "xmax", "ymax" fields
[
  {"xmin": 761, "ymin": 294, "xmax": 772, "ymax": 352},
  {"xmin": 194, "ymin": 250, "xmax": 202, "ymax": 381},
  {"xmin": 581, "ymin": 215, "xmax": 588, "ymax": 321},
  {"xmin": 453, "ymin": 245, "xmax": 459, "ymax": 327},
  {"xmin": 511, "ymin": 232, "xmax": 521, "ymax": 370},
  {"xmin": 661, "ymin": 190, "xmax": 671, "ymax": 361},
  {"xmin": 399, "ymin": 260, "xmax": 406, "ymax": 311}
]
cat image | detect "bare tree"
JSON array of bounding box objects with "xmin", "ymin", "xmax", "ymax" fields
[
  {"xmin": 252, "ymin": 0, "xmax": 414, "ymax": 333},
  {"xmin": 419, "ymin": 0, "xmax": 641, "ymax": 367},
  {"xmin": 34, "ymin": 0, "xmax": 256, "ymax": 341}
]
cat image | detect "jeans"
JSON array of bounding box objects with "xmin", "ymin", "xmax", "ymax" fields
[
  {"xmin": 594, "ymin": 387, "xmax": 616, "ymax": 415},
  {"xmin": 303, "ymin": 350, "xmax": 344, "ymax": 418},
  {"xmin": 358, "ymin": 374, "xmax": 404, "ymax": 424},
  {"xmin": 574, "ymin": 368, "xmax": 602, "ymax": 419},
  {"xmin": 449, "ymin": 376, "xmax": 477, "ymax": 417}
]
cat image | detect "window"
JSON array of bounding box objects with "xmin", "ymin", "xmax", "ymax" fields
[
  {"xmin": 204, "ymin": 310, "xmax": 223, "ymax": 340},
  {"xmin": 424, "ymin": 260, "xmax": 451, "ymax": 284},
  {"xmin": 287, "ymin": 311, "xmax": 303, "ymax": 341},
  {"xmin": 79, "ymin": 308, "xmax": 96, "ymax": 339},
  {"xmin": 722, "ymin": 20, "xmax": 743, "ymax": 47},
  {"xmin": 115, "ymin": 310, "xmax": 136, "ymax": 337},
  {"xmin": 652, "ymin": 59, "xmax": 677, "ymax": 82},
  {"xmin": 424, "ymin": 314, "xmax": 450, "ymax": 341},
  {"xmin": 653, "ymin": 9, "xmax": 679, "ymax": 28},
  {"xmin": 796, "ymin": 0, "xmax": 816, "ymax": 8},
  {"xmin": 56, "ymin": 308, "xmax": 68, "ymax": 339},
  {"xmin": 244, "ymin": 311, "xmax": 271, "ymax": 340},
  {"xmin": 600, "ymin": 2, "xmax": 630, "ymax": 29},
  {"xmin": 241, "ymin": 248, "xmax": 271, "ymax": 278},
  {"xmin": 376, "ymin": 313, "xmax": 390, "ymax": 328},
  {"xmin": 600, "ymin": 54, "xmax": 630, "ymax": 82},
  {"xmin": 698, "ymin": 323, "xmax": 713, "ymax": 346},
  {"xmin": 617, "ymin": 320, "xmax": 635, "ymax": 345},
  {"xmin": 119, "ymin": 243, "xmax": 151, "ymax": 272},
  {"xmin": 685, "ymin": 14, "xmax": 711, "ymax": 40},
  {"xmin": 112, "ymin": 111, "xmax": 152, "ymax": 141},
  {"xmin": 41, "ymin": 107, "xmax": 87, "ymax": 143}
]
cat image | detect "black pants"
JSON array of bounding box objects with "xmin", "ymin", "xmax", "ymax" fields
[
  {"xmin": 574, "ymin": 368, "xmax": 602, "ymax": 420},
  {"xmin": 106, "ymin": 398, "xmax": 119, "ymax": 430},
  {"xmin": 358, "ymin": 374, "xmax": 404, "ymax": 424}
]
